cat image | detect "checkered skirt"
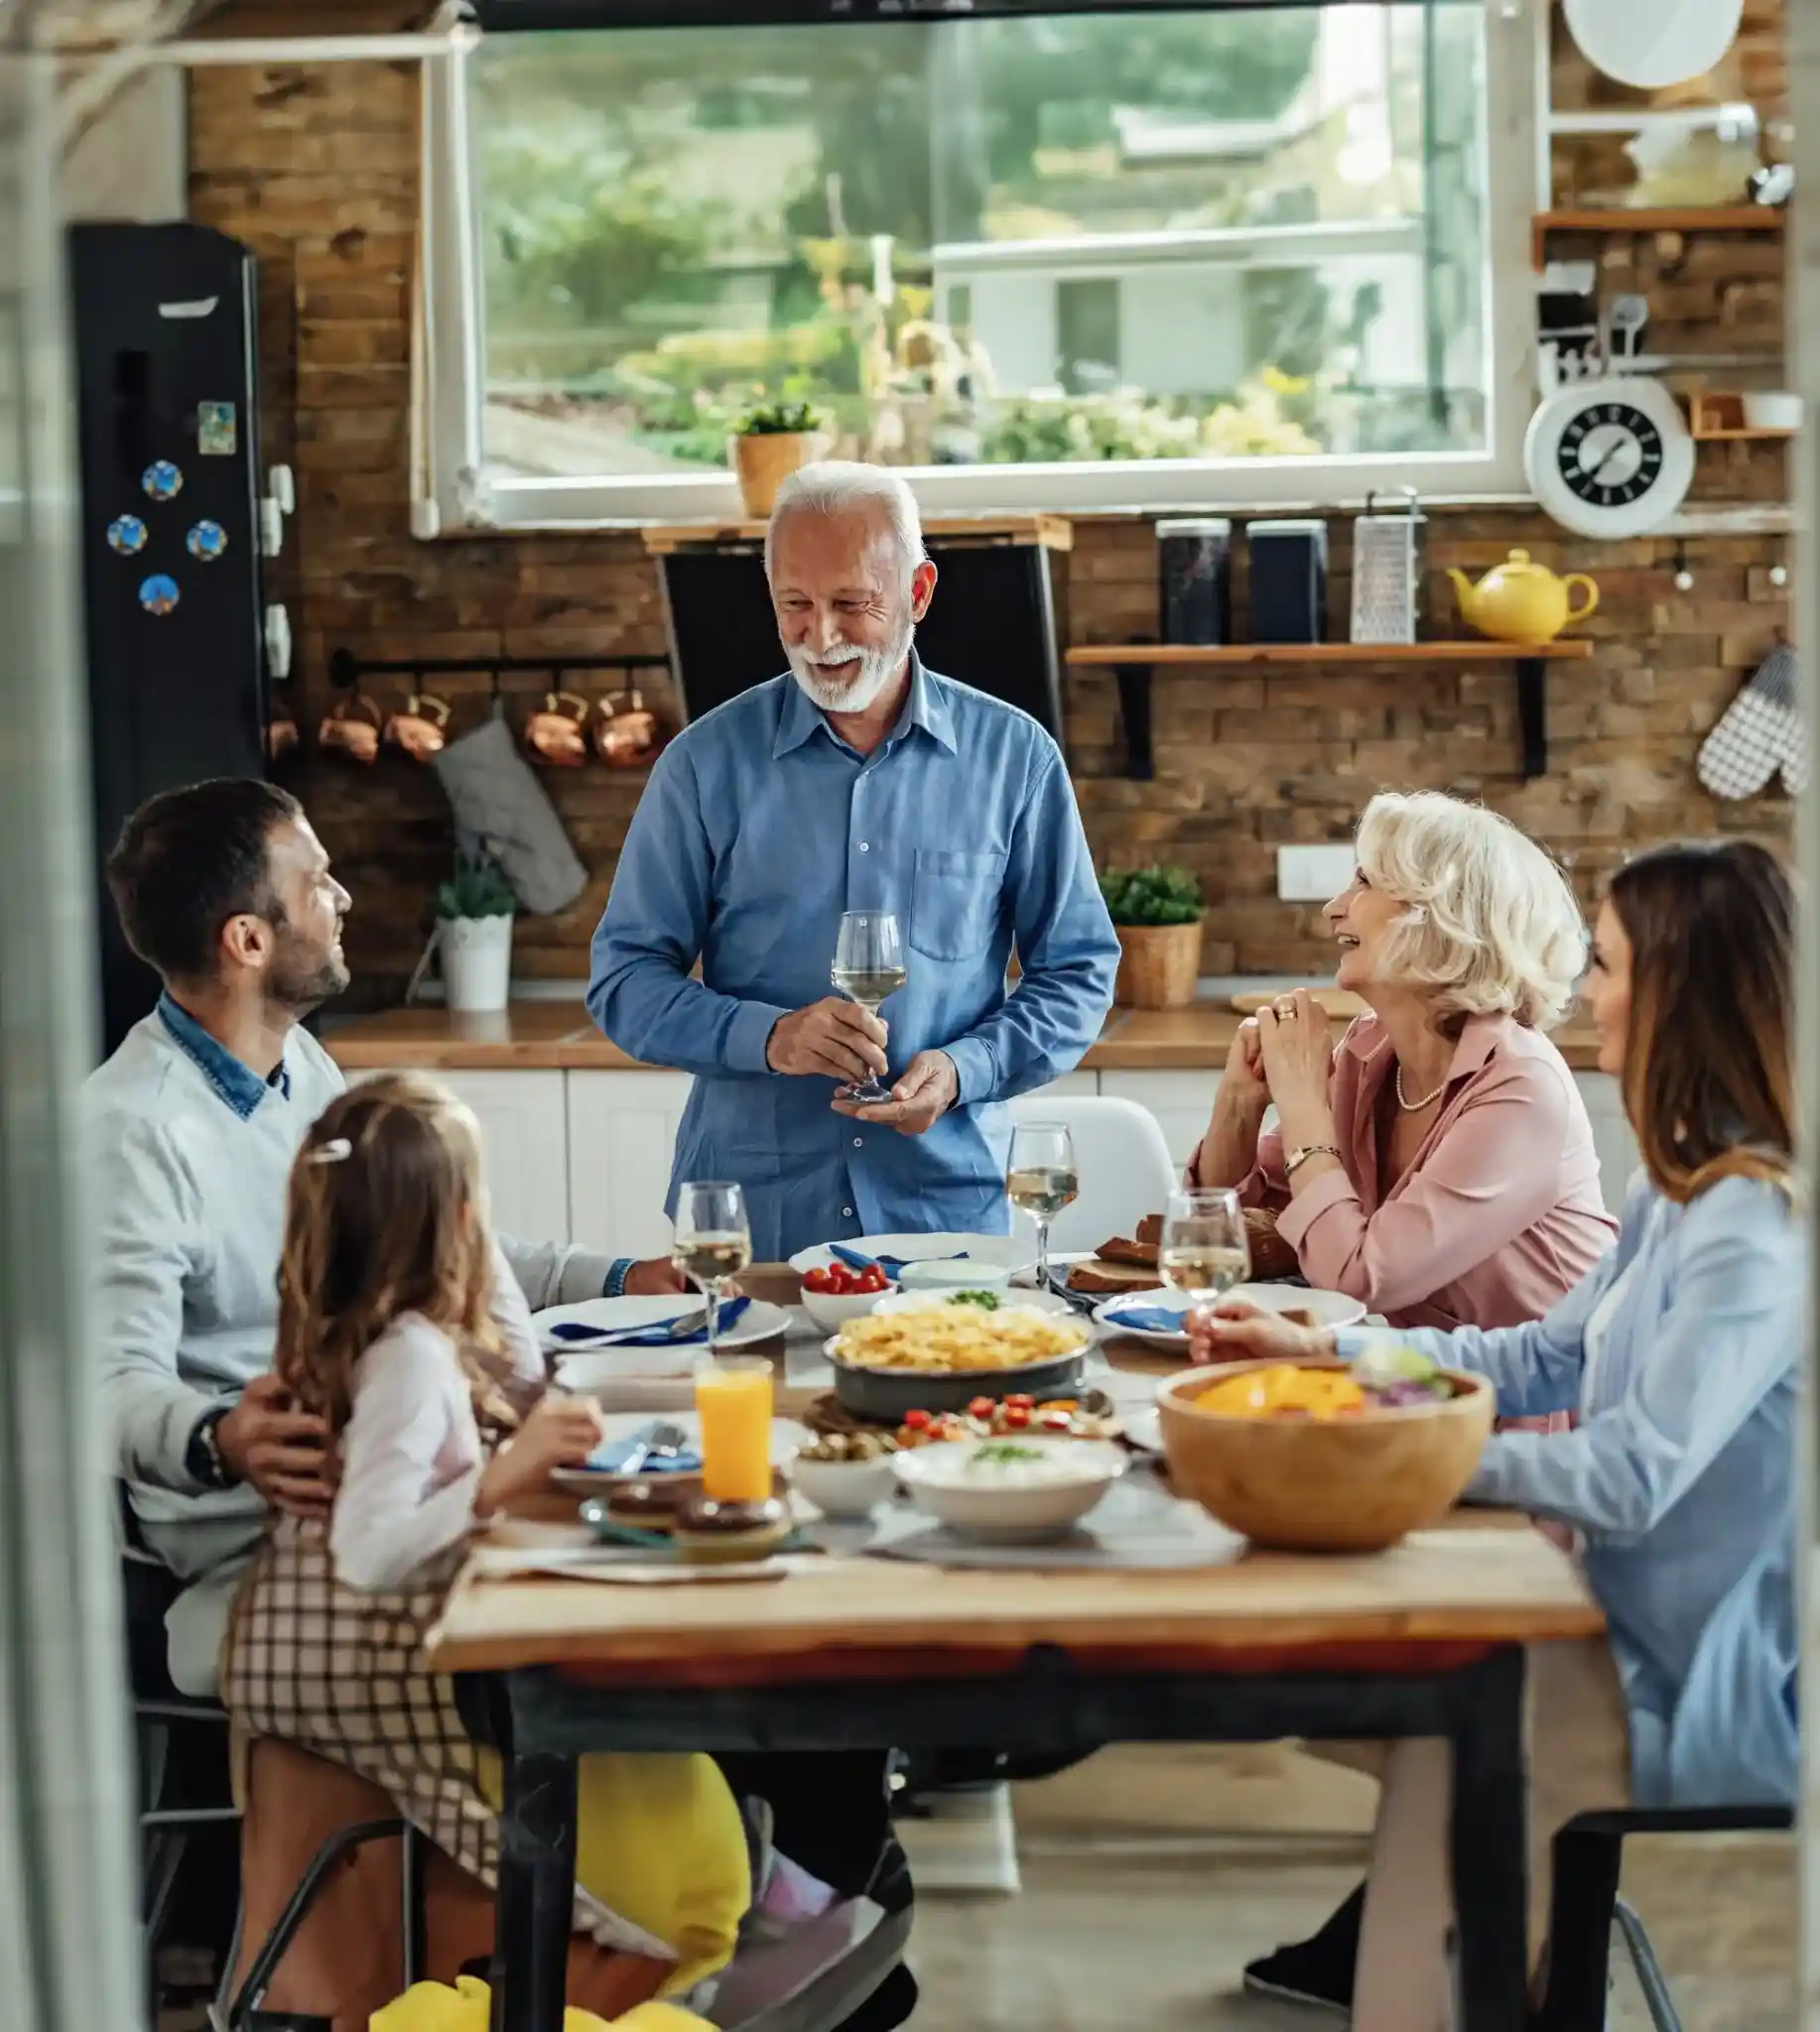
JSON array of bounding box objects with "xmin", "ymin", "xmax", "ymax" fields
[{"xmin": 220, "ymin": 1519, "xmax": 671, "ymax": 1963}]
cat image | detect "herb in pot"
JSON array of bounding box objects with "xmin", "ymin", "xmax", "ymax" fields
[
  {"xmin": 734, "ymin": 400, "xmax": 825, "ymax": 438},
  {"xmin": 435, "ymin": 856, "xmax": 517, "ymax": 921},
  {"xmin": 1099, "ymin": 863, "xmax": 1203, "ymax": 928}
]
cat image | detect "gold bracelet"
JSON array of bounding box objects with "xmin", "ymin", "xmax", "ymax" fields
[{"xmin": 1284, "ymin": 1142, "xmax": 1342, "ymax": 1181}]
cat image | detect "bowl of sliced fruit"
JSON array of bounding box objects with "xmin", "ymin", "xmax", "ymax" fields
[{"xmin": 1157, "ymin": 1343, "xmax": 1494, "ymax": 1553}]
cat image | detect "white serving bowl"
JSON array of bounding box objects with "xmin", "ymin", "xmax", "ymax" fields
[
  {"xmin": 892, "ymin": 1437, "xmax": 1125, "ymax": 1544},
  {"xmin": 789, "ymin": 1451, "xmax": 898, "ymax": 1520},
  {"xmin": 898, "ymin": 1258, "xmax": 1013, "ymax": 1297},
  {"xmin": 799, "ymin": 1281, "xmax": 897, "ymax": 1335},
  {"xmin": 1744, "ymin": 391, "xmax": 1803, "ymax": 433}
]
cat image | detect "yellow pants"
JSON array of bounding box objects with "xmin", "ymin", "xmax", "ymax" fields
[
  {"xmin": 474, "ymin": 1749, "xmax": 750, "ymax": 1997},
  {"xmin": 372, "ymin": 1971, "xmax": 714, "ymax": 2030}
]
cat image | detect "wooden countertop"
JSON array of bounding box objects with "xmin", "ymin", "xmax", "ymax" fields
[{"xmin": 324, "ymin": 1001, "xmax": 1607, "ymax": 1074}]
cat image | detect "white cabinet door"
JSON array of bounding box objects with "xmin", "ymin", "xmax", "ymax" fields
[
  {"xmin": 1097, "ymin": 1070, "xmax": 1217, "ymax": 1171},
  {"xmin": 1574, "ymin": 1072, "xmax": 1638, "ymax": 1216},
  {"xmin": 567, "ymin": 1070, "xmax": 696, "ymax": 1261},
  {"xmin": 377, "ymin": 1069, "xmax": 572, "ymax": 1247}
]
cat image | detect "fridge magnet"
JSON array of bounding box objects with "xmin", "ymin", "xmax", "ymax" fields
[
  {"xmin": 142, "ymin": 459, "xmax": 184, "ymax": 503},
  {"xmin": 138, "ymin": 573, "xmax": 181, "ymax": 617},
  {"xmin": 197, "ymin": 402, "xmax": 238, "ymax": 456},
  {"xmin": 187, "ymin": 520, "xmax": 228, "ymax": 562},
  {"xmin": 107, "ymin": 514, "xmax": 148, "ymax": 557}
]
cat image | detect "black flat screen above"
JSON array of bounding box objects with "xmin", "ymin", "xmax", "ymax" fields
[{"xmin": 660, "ymin": 541, "xmax": 1063, "ymax": 739}]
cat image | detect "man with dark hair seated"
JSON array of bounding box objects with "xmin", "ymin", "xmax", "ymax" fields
[
  {"xmin": 95, "ymin": 779, "xmax": 917, "ymax": 2030},
  {"xmin": 92, "ymin": 778, "xmax": 688, "ymax": 1694}
]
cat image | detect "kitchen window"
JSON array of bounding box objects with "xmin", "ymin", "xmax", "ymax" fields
[{"xmin": 421, "ymin": 1, "xmax": 1538, "ymax": 531}]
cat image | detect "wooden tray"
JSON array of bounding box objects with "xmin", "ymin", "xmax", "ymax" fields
[{"xmin": 1231, "ymin": 987, "xmax": 1366, "ymax": 1019}]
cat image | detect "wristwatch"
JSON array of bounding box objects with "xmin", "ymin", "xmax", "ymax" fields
[
  {"xmin": 186, "ymin": 1405, "xmax": 237, "ymax": 1491},
  {"xmin": 1284, "ymin": 1142, "xmax": 1343, "ymax": 1181}
]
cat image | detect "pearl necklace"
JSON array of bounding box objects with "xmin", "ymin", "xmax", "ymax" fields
[{"xmin": 1394, "ymin": 1065, "xmax": 1449, "ymax": 1112}]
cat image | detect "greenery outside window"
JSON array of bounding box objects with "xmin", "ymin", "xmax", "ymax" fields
[{"xmin": 421, "ymin": 2, "xmax": 1538, "ymax": 530}]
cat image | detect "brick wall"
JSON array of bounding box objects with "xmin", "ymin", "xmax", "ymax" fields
[{"xmin": 185, "ymin": 3, "xmax": 1793, "ymax": 1000}]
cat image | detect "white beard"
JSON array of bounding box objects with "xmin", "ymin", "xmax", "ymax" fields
[{"xmin": 786, "ymin": 620, "xmax": 912, "ymax": 715}]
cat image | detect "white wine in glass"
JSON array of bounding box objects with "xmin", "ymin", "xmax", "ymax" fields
[
  {"xmin": 1006, "ymin": 1122, "xmax": 1079, "ymax": 1291},
  {"xmin": 672, "ymin": 1181, "xmax": 752, "ymax": 1361},
  {"xmin": 1159, "ymin": 1188, "xmax": 1250, "ymax": 1319},
  {"xmin": 832, "ymin": 911, "xmax": 906, "ymax": 1104}
]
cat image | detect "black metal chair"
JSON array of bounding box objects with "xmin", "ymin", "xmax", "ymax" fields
[
  {"xmin": 1535, "ymin": 1803, "xmax": 1794, "ymax": 2031},
  {"xmin": 123, "ymin": 1510, "xmax": 242, "ymax": 2024},
  {"xmin": 452, "ymin": 1673, "xmax": 915, "ymax": 2032}
]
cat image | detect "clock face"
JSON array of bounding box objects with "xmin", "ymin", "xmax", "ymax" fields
[
  {"xmin": 1556, "ymin": 402, "xmax": 1664, "ymax": 510},
  {"xmin": 1525, "ymin": 378, "xmax": 1695, "ymax": 541}
]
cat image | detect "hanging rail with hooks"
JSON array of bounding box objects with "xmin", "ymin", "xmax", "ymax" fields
[{"xmin": 326, "ymin": 649, "xmax": 673, "ymax": 696}]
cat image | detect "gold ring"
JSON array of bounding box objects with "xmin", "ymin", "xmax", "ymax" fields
[{"xmin": 1274, "ymin": 998, "xmax": 1298, "ymax": 1021}]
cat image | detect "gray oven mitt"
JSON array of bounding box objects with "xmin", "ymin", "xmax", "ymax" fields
[{"xmin": 431, "ymin": 708, "xmax": 587, "ymax": 915}]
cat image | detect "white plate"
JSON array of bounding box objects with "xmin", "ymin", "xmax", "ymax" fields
[
  {"xmin": 1093, "ymin": 1283, "xmax": 1366, "ymax": 1349},
  {"xmin": 542, "ymin": 1294, "xmax": 794, "ymax": 1378},
  {"xmin": 788, "ymin": 1232, "xmax": 1011, "ymax": 1275},
  {"xmin": 1092, "ymin": 1287, "xmax": 1195, "ymax": 1348},
  {"xmin": 549, "ymin": 1411, "xmax": 812, "ymax": 1493}
]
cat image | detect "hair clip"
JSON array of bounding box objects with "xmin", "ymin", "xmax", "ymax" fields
[{"xmin": 309, "ymin": 1137, "xmax": 352, "ymax": 1165}]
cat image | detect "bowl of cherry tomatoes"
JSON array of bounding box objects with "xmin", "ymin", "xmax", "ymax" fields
[{"xmin": 799, "ymin": 1257, "xmax": 896, "ymax": 1333}]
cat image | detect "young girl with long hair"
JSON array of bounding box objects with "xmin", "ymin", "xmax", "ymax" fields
[{"xmin": 222, "ymin": 1073, "xmax": 750, "ymax": 2017}]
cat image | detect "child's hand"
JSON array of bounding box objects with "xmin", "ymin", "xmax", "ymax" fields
[{"xmin": 475, "ymin": 1392, "xmax": 606, "ymax": 1518}]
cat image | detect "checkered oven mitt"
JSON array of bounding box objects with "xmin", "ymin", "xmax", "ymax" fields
[{"xmin": 1697, "ymin": 641, "xmax": 1805, "ymax": 799}]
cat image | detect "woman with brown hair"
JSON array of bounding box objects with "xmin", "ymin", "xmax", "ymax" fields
[{"xmin": 1203, "ymin": 840, "xmax": 1802, "ymax": 2027}]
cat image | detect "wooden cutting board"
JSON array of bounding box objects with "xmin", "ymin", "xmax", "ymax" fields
[{"xmin": 1231, "ymin": 987, "xmax": 1367, "ymax": 1019}]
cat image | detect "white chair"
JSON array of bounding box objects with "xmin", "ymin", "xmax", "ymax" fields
[{"xmin": 1004, "ymin": 1093, "xmax": 1180, "ymax": 1255}]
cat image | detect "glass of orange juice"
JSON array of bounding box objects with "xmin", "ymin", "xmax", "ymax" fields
[{"xmin": 695, "ymin": 1356, "xmax": 774, "ymax": 1503}]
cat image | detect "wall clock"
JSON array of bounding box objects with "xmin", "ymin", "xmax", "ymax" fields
[{"xmin": 1523, "ymin": 378, "xmax": 1695, "ymax": 540}]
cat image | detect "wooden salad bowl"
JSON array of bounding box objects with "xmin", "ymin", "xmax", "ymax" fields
[{"xmin": 1156, "ymin": 1359, "xmax": 1494, "ymax": 1553}]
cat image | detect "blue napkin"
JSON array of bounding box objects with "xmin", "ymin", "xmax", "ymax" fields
[
  {"xmin": 586, "ymin": 1423, "xmax": 704, "ymax": 1474},
  {"xmin": 829, "ymin": 1243, "xmax": 969, "ymax": 1279},
  {"xmin": 1104, "ymin": 1305, "xmax": 1191, "ymax": 1335},
  {"xmin": 549, "ymin": 1296, "xmax": 752, "ymax": 1348}
]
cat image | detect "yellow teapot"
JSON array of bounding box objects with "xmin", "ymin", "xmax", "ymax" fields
[{"xmin": 1447, "ymin": 550, "xmax": 1599, "ymax": 644}]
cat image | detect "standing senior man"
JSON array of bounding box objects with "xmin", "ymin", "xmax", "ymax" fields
[{"xmin": 588, "ymin": 460, "xmax": 1119, "ymax": 1260}]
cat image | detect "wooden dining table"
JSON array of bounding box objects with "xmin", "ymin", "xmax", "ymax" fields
[{"xmin": 430, "ymin": 1267, "xmax": 1606, "ymax": 2032}]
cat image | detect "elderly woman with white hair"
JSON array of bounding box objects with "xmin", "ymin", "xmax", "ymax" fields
[{"xmin": 1189, "ymin": 789, "xmax": 1616, "ymax": 1333}]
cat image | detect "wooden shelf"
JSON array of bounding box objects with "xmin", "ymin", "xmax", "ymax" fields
[
  {"xmin": 1530, "ymin": 205, "xmax": 1783, "ymax": 269},
  {"xmin": 1688, "ymin": 393, "xmax": 1798, "ymax": 444},
  {"xmin": 643, "ymin": 513, "xmax": 1073, "ymax": 554},
  {"xmin": 1069, "ymin": 640, "xmax": 1595, "ymax": 784},
  {"xmin": 1067, "ymin": 640, "xmax": 1596, "ymax": 669}
]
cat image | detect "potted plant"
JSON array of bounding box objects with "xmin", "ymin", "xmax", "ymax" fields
[
  {"xmin": 729, "ymin": 399, "xmax": 829, "ymax": 517},
  {"xmin": 436, "ymin": 856, "xmax": 517, "ymax": 1015},
  {"xmin": 1100, "ymin": 864, "xmax": 1205, "ymax": 1010}
]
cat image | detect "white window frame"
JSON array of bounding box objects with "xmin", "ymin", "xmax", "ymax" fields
[{"xmin": 418, "ymin": 0, "xmax": 1541, "ymax": 535}]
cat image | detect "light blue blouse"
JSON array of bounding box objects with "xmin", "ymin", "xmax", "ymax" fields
[{"xmin": 1340, "ymin": 1171, "xmax": 1800, "ymax": 1808}]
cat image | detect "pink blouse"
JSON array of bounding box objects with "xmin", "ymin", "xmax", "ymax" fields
[{"xmin": 1194, "ymin": 1011, "xmax": 1617, "ymax": 1333}]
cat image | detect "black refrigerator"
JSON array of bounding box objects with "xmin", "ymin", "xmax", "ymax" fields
[{"xmin": 68, "ymin": 222, "xmax": 279, "ymax": 1057}]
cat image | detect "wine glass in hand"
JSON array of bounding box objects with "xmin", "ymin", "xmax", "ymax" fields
[
  {"xmin": 1006, "ymin": 1122, "xmax": 1079, "ymax": 1293},
  {"xmin": 832, "ymin": 911, "xmax": 906, "ymax": 1104},
  {"xmin": 673, "ymin": 1181, "xmax": 752, "ymax": 1362},
  {"xmin": 1160, "ymin": 1187, "xmax": 1250, "ymax": 1327}
]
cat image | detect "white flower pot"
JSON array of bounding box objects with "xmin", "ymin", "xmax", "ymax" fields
[{"xmin": 442, "ymin": 914, "xmax": 514, "ymax": 1014}]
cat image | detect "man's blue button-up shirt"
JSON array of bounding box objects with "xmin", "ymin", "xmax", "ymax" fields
[{"xmin": 587, "ymin": 659, "xmax": 1120, "ymax": 1260}]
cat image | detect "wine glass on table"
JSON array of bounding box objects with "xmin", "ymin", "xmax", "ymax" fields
[
  {"xmin": 832, "ymin": 910, "xmax": 907, "ymax": 1104},
  {"xmin": 672, "ymin": 1181, "xmax": 752, "ymax": 1363},
  {"xmin": 1006, "ymin": 1122, "xmax": 1079, "ymax": 1294},
  {"xmin": 1159, "ymin": 1187, "xmax": 1250, "ymax": 1332}
]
